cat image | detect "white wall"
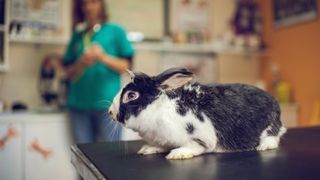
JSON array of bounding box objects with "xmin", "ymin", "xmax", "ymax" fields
[
  {"xmin": 211, "ymin": 0, "xmax": 236, "ymax": 39},
  {"xmin": 0, "ymin": 44, "xmax": 66, "ymax": 109}
]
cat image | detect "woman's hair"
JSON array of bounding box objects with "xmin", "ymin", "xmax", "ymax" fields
[{"xmin": 73, "ymin": 0, "xmax": 109, "ymax": 28}]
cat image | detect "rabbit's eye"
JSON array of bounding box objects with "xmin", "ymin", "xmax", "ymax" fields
[
  {"xmin": 128, "ymin": 92, "xmax": 136, "ymax": 99},
  {"xmin": 123, "ymin": 91, "xmax": 140, "ymax": 103}
]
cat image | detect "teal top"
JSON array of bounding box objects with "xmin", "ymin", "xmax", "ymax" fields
[{"xmin": 63, "ymin": 23, "xmax": 134, "ymax": 110}]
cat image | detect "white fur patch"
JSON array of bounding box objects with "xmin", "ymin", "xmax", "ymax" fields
[
  {"xmin": 183, "ymin": 84, "xmax": 193, "ymax": 91},
  {"xmin": 125, "ymin": 94, "xmax": 218, "ymax": 153},
  {"xmin": 138, "ymin": 144, "xmax": 167, "ymax": 155},
  {"xmin": 183, "ymin": 84, "xmax": 202, "ymax": 97},
  {"xmin": 195, "ymin": 85, "xmax": 202, "ymax": 95},
  {"xmin": 256, "ymin": 126, "xmax": 286, "ymax": 151},
  {"xmin": 109, "ymin": 88, "xmax": 123, "ymax": 120}
]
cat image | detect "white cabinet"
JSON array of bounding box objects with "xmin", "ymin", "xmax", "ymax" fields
[
  {"xmin": 25, "ymin": 121, "xmax": 75, "ymax": 180},
  {"xmin": 0, "ymin": 113, "xmax": 77, "ymax": 180},
  {"xmin": 0, "ymin": 123, "xmax": 23, "ymax": 180}
]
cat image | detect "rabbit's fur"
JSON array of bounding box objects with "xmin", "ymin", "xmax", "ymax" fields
[{"xmin": 109, "ymin": 68, "xmax": 286, "ymax": 160}]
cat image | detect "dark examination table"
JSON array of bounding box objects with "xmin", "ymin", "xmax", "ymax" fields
[{"xmin": 71, "ymin": 126, "xmax": 320, "ymax": 180}]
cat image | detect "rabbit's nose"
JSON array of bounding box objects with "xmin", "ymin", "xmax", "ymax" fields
[{"xmin": 108, "ymin": 110, "xmax": 116, "ymax": 121}]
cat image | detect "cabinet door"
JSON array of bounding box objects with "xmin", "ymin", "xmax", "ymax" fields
[
  {"xmin": 0, "ymin": 123, "xmax": 23, "ymax": 180},
  {"xmin": 24, "ymin": 120, "xmax": 77, "ymax": 180}
]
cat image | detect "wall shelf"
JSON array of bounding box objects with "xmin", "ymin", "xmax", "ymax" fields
[
  {"xmin": 134, "ymin": 42, "xmax": 263, "ymax": 56},
  {"xmin": 135, "ymin": 42, "xmax": 215, "ymax": 55},
  {"xmin": 9, "ymin": 36, "xmax": 68, "ymax": 45}
]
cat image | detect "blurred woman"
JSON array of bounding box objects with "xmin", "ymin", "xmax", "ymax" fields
[{"xmin": 63, "ymin": 0, "xmax": 134, "ymax": 143}]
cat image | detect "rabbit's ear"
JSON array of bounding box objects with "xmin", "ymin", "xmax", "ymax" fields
[
  {"xmin": 126, "ymin": 69, "xmax": 135, "ymax": 80},
  {"xmin": 155, "ymin": 68, "xmax": 194, "ymax": 90}
]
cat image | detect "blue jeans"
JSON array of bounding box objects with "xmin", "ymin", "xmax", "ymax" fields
[{"xmin": 69, "ymin": 109, "xmax": 122, "ymax": 143}]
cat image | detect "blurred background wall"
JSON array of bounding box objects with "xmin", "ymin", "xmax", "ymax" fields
[
  {"xmin": 0, "ymin": 1, "xmax": 72, "ymax": 109},
  {"xmin": 259, "ymin": 0, "xmax": 320, "ymax": 125},
  {"xmin": 0, "ymin": 0, "xmax": 319, "ymax": 126},
  {"xmin": 0, "ymin": 0, "xmax": 234, "ymax": 110},
  {"xmin": 0, "ymin": 45, "xmax": 65, "ymax": 109}
]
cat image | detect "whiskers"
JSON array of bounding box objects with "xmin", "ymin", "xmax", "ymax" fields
[
  {"xmin": 107, "ymin": 121, "xmax": 128, "ymax": 156},
  {"xmin": 101, "ymin": 114, "xmax": 119, "ymax": 139},
  {"xmin": 98, "ymin": 100, "xmax": 130, "ymax": 157},
  {"xmin": 110, "ymin": 121, "xmax": 121, "ymax": 141},
  {"xmin": 101, "ymin": 110, "xmax": 112, "ymax": 120},
  {"xmin": 96, "ymin": 99, "xmax": 113, "ymax": 108},
  {"xmin": 101, "ymin": 115, "xmax": 130, "ymax": 157}
]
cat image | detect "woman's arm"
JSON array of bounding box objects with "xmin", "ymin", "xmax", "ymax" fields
[
  {"xmin": 99, "ymin": 55, "xmax": 129, "ymax": 73},
  {"xmin": 64, "ymin": 54, "xmax": 95, "ymax": 81},
  {"xmin": 89, "ymin": 45, "xmax": 130, "ymax": 73},
  {"xmin": 64, "ymin": 59, "xmax": 86, "ymax": 81}
]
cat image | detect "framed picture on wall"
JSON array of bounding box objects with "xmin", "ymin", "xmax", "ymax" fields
[
  {"xmin": 273, "ymin": 0, "xmax": 318, "ymax": 28},
  {"xmin": 9, "ymin": 0, "xmax": 71, "ymax": 44}
]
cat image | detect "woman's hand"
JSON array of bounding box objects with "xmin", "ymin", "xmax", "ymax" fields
[
  {"xmin": 65, "ymin": 54, "xmax": 95, "ymax": 81},
  {"xmin": 84, "ymin": 44, "xmax": 130, "ymax": 73},
  {"xmin": 81, "ymin": 51, "xmax": 97, "ymax": 66},
  {"xmin": 81, "ymin": 44, "xmax": 104, "ymax": 65},
  {"xmin": 86, "ymin": 44, "xmax": 106, "ymax": 61}
]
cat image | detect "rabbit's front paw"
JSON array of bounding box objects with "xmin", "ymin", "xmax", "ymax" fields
[
  {"xmin": 137, "ymin": 144, "xmax": 166, "ymax": 155},
  {"xmin": 166, "ymin": 148, "xmax": 196, "ymax": 160}
]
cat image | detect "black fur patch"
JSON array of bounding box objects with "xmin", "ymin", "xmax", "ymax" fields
[
  {"xmin": 167, "ymin": 83, "xmax": 206, "ymax": 122},
  {"xmin": 266, "ymin": 112, "xmax": 282, "ymax": 136},
  {"xmin": 117, "ymin": 73, "xmax": 160, "ymax": 124},
  {"xmin": 168, "ymin": 83, "xmax": 282, "ymax": 151},
  {"xmin": 186, "ymin": 123, "xmax": 195, "ymax": 134}
]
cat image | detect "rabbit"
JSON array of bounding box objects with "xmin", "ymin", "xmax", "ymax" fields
[{"xmin": 108, "ymin": 68, "xmax": 286, "ymax": 160}]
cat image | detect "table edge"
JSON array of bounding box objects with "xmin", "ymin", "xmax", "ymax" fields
[{"xmin": 71, "ymin": 145, "xmax": 107, "ymax": 180}]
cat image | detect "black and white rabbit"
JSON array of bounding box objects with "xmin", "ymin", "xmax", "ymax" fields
[{"xmin": 109, "ymin": 68, "xmax": 286, "ymax": 160}]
